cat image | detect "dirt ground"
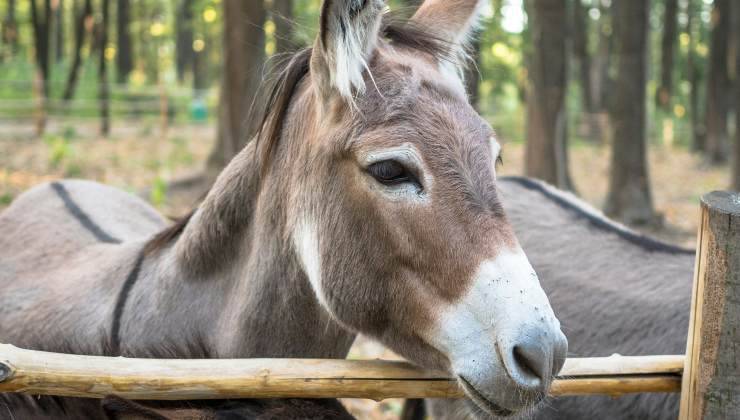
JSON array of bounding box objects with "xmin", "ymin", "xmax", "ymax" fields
[{"xmin": 0, "ymin": 122, "xmax": 731, "ymax": 418}]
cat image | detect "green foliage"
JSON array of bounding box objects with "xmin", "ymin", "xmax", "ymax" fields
[
  {"xmin": 61, "ymin": 125, "xmax": 78, "ymax": 141},
  {"xmin": 149, "ymin": 175, "xmax": 168, "ymax": 207},
  {"xmin": 0, "ymin": 193, "xmax": 12, "ymax": 206},
  {"xmin": 44, "ymin": 134, "xmax": 73, "ymax": 169}
]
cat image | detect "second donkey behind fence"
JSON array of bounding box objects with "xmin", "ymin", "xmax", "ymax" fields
[{"xmin": 416, "ymin": 176, "xmax": 695, "ymax": 420}]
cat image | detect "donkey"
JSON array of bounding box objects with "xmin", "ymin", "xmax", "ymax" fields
[
  {"xmin": 0, "ymin": 0, "xmax": 566, "ymax": 418},
  {"xmin": 3, "ymin": 395, "xmax": 353, "ymax": 420},
  {"xmin": 417, "ymin": 176, "xmax": 695, "ymax": 419},
  {"xmin": 99, "ymin": 396, "xmax": 353, "ymax": 420}
]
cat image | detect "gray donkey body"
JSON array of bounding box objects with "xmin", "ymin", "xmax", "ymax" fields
[{"xmin": 425, "ymin": 176, "xmax": 694, "ymax": 419}]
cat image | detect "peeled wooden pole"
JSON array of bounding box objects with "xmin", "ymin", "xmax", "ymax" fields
[
  {"xmin": 0, "ymin": 344, "xmax": 681, "ymax": 401},
  {"xmin": 679, "ymin": 191, "xmax": 740, "ymax": 419}
]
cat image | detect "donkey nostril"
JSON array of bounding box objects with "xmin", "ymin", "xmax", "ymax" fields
[{"xmin": 512, "ymin": 343, "xmax": 547, "ymax": 382}]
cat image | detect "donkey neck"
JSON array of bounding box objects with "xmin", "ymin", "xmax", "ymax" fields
[{"xmin": 137, "ymin": 140, "xmax": 355, "ymax": 359}]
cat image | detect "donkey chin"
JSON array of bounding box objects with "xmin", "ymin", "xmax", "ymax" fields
[{"xmin": 431, "ymin": 251, "xmax": 568, "ymax": 418}]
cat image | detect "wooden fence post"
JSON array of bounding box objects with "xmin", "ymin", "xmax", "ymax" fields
[{"xmin": 679, "ymin": 191, "xmax": 740, "ymax": 419}]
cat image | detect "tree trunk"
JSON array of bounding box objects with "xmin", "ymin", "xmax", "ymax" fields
[
  {"xmin": 572, "ymin": 0, "xmax": 602, "ymax": 141},
  {"xmin": 193, "ymin": 41, "xmax": 207, "ymax": 93},
  {"xmin": 687, "ymin": 0, "xmax": 706, "ymax": 152},
  {"xmin": 53, "ymin": 0, "xmax": 64, "ymax": 63},
  {"xmin": 30, "ymin": 0, "xmax": 53, "ymax": 136},
  {"xmin": 176, "ymin": 0, "xmax": 194, "ymax": 83},
  {"xmin": 572, "ymin": 0, "xmax": 591, "ymax": 111},
  {"xmin": 656, "ymin": 0, "xmax": 678, "ymax": 110},
  {"xmin": 704, "ymin": 0, "xmax": 731, "ymax": 163},
  {"xmin": 734, "ymin": 2, "xmax": 740, "ymax": 191},
  {"xmin": 591, "ymin": 2, "xmax": 613, "ymax": 112},
  {"xmin": 465, "ymin": 39, "xmax": 480, "ymax": 110},
  {"xmin": 116, "ymin": 0, "xmax": 133, "ymax": 84},
  {"xmin": 207, "ymin": 0, "xmax": 266, "ymax": 173},
  {"xmin": 604, "ymin": 0, "xmax": 656, "ymax": 225},
  {"xmin": 30, "ymin": 0, "xmax": 53, "ymax": 98},
  {"xmin": 63, "ymin": 0, "xmax": 92, "ymax": 101},
  {"xmin": 99, "ymin": 0, "xmax": 110, "ymax": 136},
  {"xmin": 584, "ymin": 1, "xmax": 614, "ymax": 143},
  {"xmin": 524, "ymin": 0, "xmax": 573, "ymax": 191},
  {"xmin": 273, "ymin": 0, "xmax": 294, "ymax": 54},
  {"xmin": 2, "ymin": 0, "xmax": 18, "ymax": 54}
]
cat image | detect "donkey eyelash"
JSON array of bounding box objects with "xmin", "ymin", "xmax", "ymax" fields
[{"xmin": 496, "ymin": 154, "xmax": 504, "ymax": 168}]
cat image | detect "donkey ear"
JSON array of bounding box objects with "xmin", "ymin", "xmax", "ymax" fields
[
  {"xmin": 411, "ymin": 0, "xmax": 487, "ymax": 49},
  {"xmin": 311, "ymin": 0, "xmax": 386, "ymax": 102}
]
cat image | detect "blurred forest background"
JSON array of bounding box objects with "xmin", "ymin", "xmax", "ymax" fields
[
  {"xmin": 0, "ymin": 1, "xmax": 737, "ymax": 418},
  {"xmin": 0, "ymin": 0, "xmax": 738, "ymax": 251}
]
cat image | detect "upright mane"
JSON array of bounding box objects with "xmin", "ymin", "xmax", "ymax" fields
[
  {"xmin": 146, "ymin": 14, "xmax": 454, "ymax": 255},
  {"xmin": 255, "ymin": 13, "xmax": 454, "ymax": 174}
]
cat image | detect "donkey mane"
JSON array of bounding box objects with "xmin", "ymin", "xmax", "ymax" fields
[
  {"xmin": 501, "ymin": 176, "xmax": 695, "ymax": 255},
  {"xmin": 256, "ymin": 13, "xmax": 453, "ymax": 174},
  {"xmin": 145, "ymin": 14, "xmax": 453, "ymax": 256}
]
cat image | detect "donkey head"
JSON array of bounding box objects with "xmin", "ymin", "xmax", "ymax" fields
[{"xmin": 263, "ymin": 0, "xmax": 568, "ymax": 416}]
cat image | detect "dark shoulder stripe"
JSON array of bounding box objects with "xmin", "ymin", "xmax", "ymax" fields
[
  {"xmin": 50, "ymin": 182, "xmax": 122, "ymax": 244},
  {"xmin": 501, "ymin": 176, "xmax": 695, "ymax": 255},
  {"xmin": 110, "ymin": 250, "xmax": 146, "ymax": 356}
]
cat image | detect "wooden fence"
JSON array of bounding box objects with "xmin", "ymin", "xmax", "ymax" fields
[{"xmin": 0, "ymin": 191, "xmax": 737, "ymax": 419}]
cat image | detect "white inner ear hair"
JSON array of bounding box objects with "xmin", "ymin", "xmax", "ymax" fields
[{"xmin": 326, "ymin": 0, "xmax": 386, "ymax": 100}]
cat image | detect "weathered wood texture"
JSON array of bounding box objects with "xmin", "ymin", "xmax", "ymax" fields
[
  {"xmin": 0, "ymin": 345, "xmax": 682, "ymax": 401},
  {"xmin": 680, "ymin": 191, "xmax": 740, "ymax": 419}
]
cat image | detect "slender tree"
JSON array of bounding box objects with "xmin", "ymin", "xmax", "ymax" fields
[
  {"xmin": 734, "ymin": 2, "xmax": 740, "ymax": 190},
  {"xmin": 30, "ymin": 0, "xmax": 54, "ymax": 98},
  {"xmin": 656, "ymin": 0, "xmax": 678, "ymax": 109},
  {"xmin": 193, "ymin": 38, "xmax": 207, "ymax": 94},
  {"xmin": 176, "ymin": 0, "xmax": 194, "ymax": 83},
  {"xmin": 605, "ymin": 0, "xmax": 655, "ymax": 225},
  {"xmin": 53, "ymin": 0, "xmax": 64, "ymax": 63},
  {"xmin": 192, "ymin": 2, "xmax": 210, "ymax": 93},
  {"xmin": 1, "ymin": 0, "xmax": 18, "ymax": 54},
  {"xmin": 687, "ymin": 0, "xmax": 706, "ymax": 152},
  {"xmin": 99, "ymin": 0, "xmax": 111, "ymax": 135},
  {"xmin": 524, "ymin": 0, "xmax": 573, "ymax": 190},
  {"xmin": 572, "ymin": 0, "xmax": 606, "ymax": 141},
  {"xmin": 273, "ymin": 0, "xmax": 294, "ymax": 54},
  {"xmin": 208, "ymin": 0, "xmax": 267, "ymax": 172},
  {"xmin": 572, "ymin": 0, "xmax": 591, "ymax": 112},
  {"xmin": 63, "ymin": 0, "xmax": 93, "ymax": 101},
  {"xmin": 30, "ymin": 0, "xmax": 54, "ymax": 136},
  {"xmin": 586, "ymin": 1, "xmax": 614, "ymax": 143},
  {"xmin": 704, "ymin": 0, "xmax": 731, "ymax": 163},
  {"xmin": 116, "ymin": 0, "xmax": 133, "ymax": 84}
]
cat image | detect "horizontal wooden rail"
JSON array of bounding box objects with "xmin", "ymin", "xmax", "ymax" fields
[{"xmin": 0, "ymin": 344, "xmax": 683, "ymax": 401}]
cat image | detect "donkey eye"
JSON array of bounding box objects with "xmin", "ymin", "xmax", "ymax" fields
[{"xmin": 367, "ymin": 160, "xmax": 412, "ymax": 185}]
